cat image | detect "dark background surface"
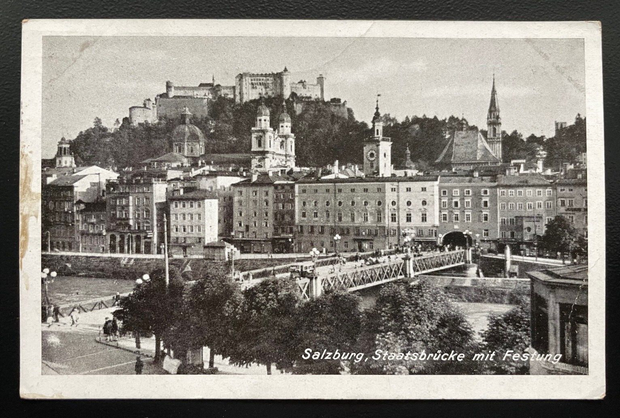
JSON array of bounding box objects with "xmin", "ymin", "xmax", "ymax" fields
[{"xmin": 2, "ymin": 0, "xmax": 619, "ymax": 416}]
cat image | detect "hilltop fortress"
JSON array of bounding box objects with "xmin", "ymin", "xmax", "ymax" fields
[{"xmin": 129, "ymin": 68, "xmax": 346, "ymax": 124}]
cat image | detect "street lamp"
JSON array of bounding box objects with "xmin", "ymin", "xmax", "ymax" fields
[
  {"xmin": 136, "ymin": 273, "xmax": 150, "ymax": 286},
  {"xmin": 333, "ymin": 234, "xmax": 341, "ymax": 255},
  {"xmin": 310, "ymin": 247, "xmax": 321, "ymax": 274},
  {"xmin": 41, "ymin": 268, "xmax": 57, "ymax": 307}
]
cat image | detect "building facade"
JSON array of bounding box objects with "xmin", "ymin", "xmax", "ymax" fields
[
  {"xmin": 497, "ymin": 174, "xmax": 556, "ymax": 254},
  {"xmin": 250, "ymin": 100, "xmax": 296, "ymax": 173},
  {"xmin": 129, "ymin": 98, "xmax": 157, "ymax": 126},
  {"xmin": 437, "ymin": 174, "xmax": 499, "ymax": 249},
  {"xmin": 555, "ymin": 179, "xmax": 588, "ymax": 238},
  {"xmin": 169, "ymin": 191, "xmax": 219, "ymax": 256},
  {"xmin": 75, "ymin": 200, "xmax": 107, "ymax": 253},
  {"xmin": 272, "ymin": 180, "xmax": 296, "ymax": 253},
  {"xmin": 235, "ymin": 68, "xmax": 325, "ymax": 103},
  {"xmin": 106, "ymin": 177, "xmax": 168, "ymax": 254},
  {"xmin": 195, "ymin": 172, "xmax": 246, "ymax": 238}
]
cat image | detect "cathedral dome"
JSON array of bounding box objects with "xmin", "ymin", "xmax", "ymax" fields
[{"xmin": 171, "ymin": 122, "xmax": 205, "ymax": 143}]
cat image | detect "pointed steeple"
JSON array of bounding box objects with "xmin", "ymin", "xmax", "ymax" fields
[
  {"xmin": 372, "ymin": 94, "xmax": 381, "ymax": 124},
  {"xmin": 488, "ymin": 74, "xmax": 500, "ymax": 116}
]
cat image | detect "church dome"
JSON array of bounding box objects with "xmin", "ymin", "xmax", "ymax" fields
[
  {"xmin": 257, "ymin": 102, "xmax": 270, "ymax": 117},
  {"xmin": 279, "ymin": 111, "xmax": 291, "ymax": 123},
  {"xmin": 171, "ymin": 122, "xmax": 205, "ymax": 143}
]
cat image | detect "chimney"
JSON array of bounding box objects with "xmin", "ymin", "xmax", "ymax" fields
[
  {"xmin": 537, "ymin": 158, "xmax": 544, "ymax": 173},
  {"xmin": 334, "ymin": 160, "xmax": 339, "ymax": 175}
]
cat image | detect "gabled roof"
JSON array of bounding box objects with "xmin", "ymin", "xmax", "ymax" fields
[
  {"xmin": 435, "ymin": 130, "xmax": 500, "ymax": 164},
  {"xmin": 142, "ymin": 152, "xmax": 187, "ymax": 164},
  {"xmin": 47, "ymin": 174, "xmax": 90, "ymax": 186}
]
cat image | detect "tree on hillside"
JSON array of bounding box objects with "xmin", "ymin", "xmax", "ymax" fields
[
  {"xmin": 116, "ymin": 267, "xmax": 184, "ymax": 363},
  {"xmin": 354, "ymin": 280, "xmax": 477, "ymax": 375},
  {"xmin": 227, "ymin": 278, "xmax": 301, "ymax": 374},
  {"xmin": 480, "ymin": 301, "xmax": 531, "ymax": 374},
  {"xmin": 292, "ymin": 291, "xmax": 363, "ymax": 374},
  {"xmin": 545, "ymin": 114, "xmax": 586, "ymax": 169}
]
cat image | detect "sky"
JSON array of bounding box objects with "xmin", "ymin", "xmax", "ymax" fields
[{"xmin": 42, "ymin": 36, "xmax": 585, "ymax": 158}]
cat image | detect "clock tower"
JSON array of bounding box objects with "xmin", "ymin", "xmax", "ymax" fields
[{"xmin": 363, "ymin": 96, "xmax": 392, "ymax": 177}]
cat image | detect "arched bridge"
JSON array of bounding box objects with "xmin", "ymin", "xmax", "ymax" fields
[{"xmin": 296, "ymin": 250, "xmax": 466, "ymax": 300}]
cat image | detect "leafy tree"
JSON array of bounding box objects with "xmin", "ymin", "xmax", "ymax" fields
[
  {"xmin": 355, "ymin": 280, "xmax": 477, "ymax": 375},
  {"xmin": 480, "ymin": 301, "xmax": 531, "ymax": 374},
  {"xmin": 545, "ymin": 114, "xmax": 586, "ymax": 169},
  {"xmin": 116, "ymin": 267, "xmax": 184, "ymax": 362},
  {"xmin": 227, "ymin": 278, "xmax": 301, "ymax": 374},
  {"xmin": 540, "ymin": 216, "xmax": 578, "ymax": 256},
  {"xmin": 179, "ymin": 266, "xmax": 243, "ymax": 368},
  {"xmin": 292, "ymin": 291, "xmax": 363, "ymax": 374}
]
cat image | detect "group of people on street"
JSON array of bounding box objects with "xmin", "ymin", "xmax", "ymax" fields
[
  {"xmin": 42, "ymin": 304, "xmax": 80, "ymax": 326},
  {"xmin": 102, "ymin": 316, "xmax": 120, "ymax": 342}
]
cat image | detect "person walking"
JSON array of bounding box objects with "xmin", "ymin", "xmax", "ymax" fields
[
  {"xmin": 135, "ymin": 356, "xmax": 144, "ymax": 375},
  {"xmin": 103, "ymin": 317, "xmax": 112, "ymax": 342},
  {"xmin": 111, "ymin": 318, "xmax": 119, "ymax": 341},
  {"xmin": 53, "ymin": 304, "xmax": 62, "ymax": 323},
  {"xmin": 69, "ymin": 307, "xmax": 80, "ymax": 327}
]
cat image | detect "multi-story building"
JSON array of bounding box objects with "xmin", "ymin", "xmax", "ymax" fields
[
  {"xmin": 235, "ymin": 68, "xmax": 325, "ymax": 103},
  {"xmin": 105, "ymin": 177, "xmax": 168, "ymax": 254},
  {"xmin": 195, "ymin": 172, "xmax": 246, "ymax": 238},
  {"xmin": 437, "ymin": 174, "xmax": 499, "ymax": 249},
  {"xmin": 231, "ymin": 173, "xmax": 280, "ymax": 253},
  {"xmin": 75, "ymin": 200, "xmax": 107, "ymax": 253},
  {"xmin": 555, "ymin": 178, "xmax": 588, "ymax": 238},
  {"xmin": 294, "ymin": 176, "xmax": 440, "ymax": 253},
  {"xmin": 169, "ymin": 190, "xmax": 219, "ymax": 256},
  {"xmin": 271, "ymin": 179, "xmax": 296, "ymax": 253},
  {"xmin": 497, "ymin": 174, "xmax": 556, "ymax": 254},
  {"xmin": 42, "ymin": 169, "xmax": 117, "ymax": 252}
]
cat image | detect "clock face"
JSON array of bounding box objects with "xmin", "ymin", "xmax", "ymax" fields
[{"xmin": 367, "ymin": 150, "xmax": 377, "ymax": 161}]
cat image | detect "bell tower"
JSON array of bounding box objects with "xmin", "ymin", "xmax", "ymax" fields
[
  {"xmin": 363, "ymin": 95, "xmax": 392, "ymax": 177},
  {"xmin": 487, "ymin": 74, "xmax": 502, "ymax": 161},
  {"xmin": 55, "ymin": 137, "xmax": 75, "ymax": 168},
  {"xmin": 251, "ymin": 99, "xmax": 275, "ymax": 171}
]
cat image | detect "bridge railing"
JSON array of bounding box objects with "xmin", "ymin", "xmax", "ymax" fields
[{"xmin": 410, "ymin": 250, "xmax": 465, "ymax": 274}]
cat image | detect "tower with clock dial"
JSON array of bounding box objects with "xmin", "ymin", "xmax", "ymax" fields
[{"xmin": 363, "ymin": 96, "xmax": 392, "ymax": 177}]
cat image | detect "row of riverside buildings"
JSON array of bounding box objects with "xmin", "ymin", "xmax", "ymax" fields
[{"xmin": 42, "ymin": 78, "xmax": 587, "ymax": 257}]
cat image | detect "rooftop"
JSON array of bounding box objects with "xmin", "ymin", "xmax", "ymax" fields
[
  {"xmin": 497, "ymin": 173, "xmax": 552, "ymax": 186},
  {"xmin": 435, "ymin": 129, "xmax": 500, "ymax": 165},
  {"xmin": 169, "ymin": 190, "xmax": 219, "ymax": 200},
  {"xmin": 527, "ymin": 265, "xmax": 588, "ymax": 287},
  {"xmin": 47, "ymin": 174, "xmax": 90, "ymax": 187}
]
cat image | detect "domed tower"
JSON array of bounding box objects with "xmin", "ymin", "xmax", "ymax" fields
[
  {"xmin": 487, "ymin": 75, "xmax": 502, "ymax": 161},
  {"xmin": 55, "ymin": 137, "xmax": 75, "ymax": 168},
  {"xmin": 171, "ymin": 107, "xmax": 205, "ymax": 163},
  {"xmin": 363, "ymin": 95, "xmax": 392, "ymax": 177},
  {"xmin": 251, "ymin": 99, "xmax": 275, "ymax": 171},
  {"xmin": 277, "ymin": 100, "xmax": 295, "ymax": 168}
]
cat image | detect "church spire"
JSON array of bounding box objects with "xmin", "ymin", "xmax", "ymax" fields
[
  {"xmin": 486, "ymin": 74, "xmax": 502, "ymax": 161},
  {"xmin": 488, "ymin": 73, "xmax": 500, "ymax": 116}
]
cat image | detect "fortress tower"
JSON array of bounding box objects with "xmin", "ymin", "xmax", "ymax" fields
[{"xmin": 55, "ymin": 137, "xmax": 75, "ymax": 168}]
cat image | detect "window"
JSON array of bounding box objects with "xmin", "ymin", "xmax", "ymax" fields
[
  {"xmin": 536, "ymin": 201, "xmax": 543, "ymax": 209},
  {"xmin": 301, "ymin": 211, "xmax": 307, "ymax": 219},
  {"xmin": 482, "ymin": 199, "xmax": 489, "ymax": 208},
  {"xmin": 464, "ymin": 199, "xmax": 471, "ymax": 208},
  {"xmin": 313, "ymin": 200, "xmax": 318, "ymax": 207},
  {"xmin": 350, "ymin": 212, "xmax": 355, "ymax": 222},
  {"xmin": 421, "ymin": 199, "xmax": 427, "ymax": 206},
  {"xmin": 350, "ymin": 188, "xmax": 356, "ymax": 193},
  {"xmin": 500, "ymin": 190, "xmax": 506, "ymax": 197},
  {"xmin": 313, "ymin": 211, "xmax": 318, "ymax": 219},
  {"xmin": 441, "ymin": 200, "xmax": 448, "ymax": 209},
  {"xmin": 527, "ymin": 202, "xmax": 534, "ymax": 211},
  {"xmin": 517, "ymin": 190, "xmax": 523, "ymax": 197},
  {"xmin": 517, "ymin": 202, "xmax": 523, "ymax": 211},
  {"xmin": 377, "ymin": 200, "xmax": 383, "ymax": 207},
  {"xmin": 481, "ymin": 189, "xmax": 489, "ymax": 196},
  {"xmin": 351, "ymin": 201, "xmax": 356, "ymax": 207},
  {"xmin": 338, "ymin": 201, "xmax": 343, "ymax": 207},
  {"xmin": 406, "ymin": 200, "xmax": 412, "ymax": 207},
  {"xmin": 482, "ymin": 212, "xmax": 489, "ymax": 222},
  {"xmin": 421, "ymin": 213, "xmax": 427, "ymax": 223},
  {"xmin": 325, "ymin": 200, "xmax": 331, "ymax": 207},
  {"xmin": 453, "ymin": 199, "xmax": 460, "ymax": 208},
  {"xmin": 421, "ymin": 187, "xmax": 427, "ymax": 192},
  {"xmin": 390, "ymin": 213, "xmax": 397, "ymax": 223},
  {"xmin": 527, "ymin": 190, "xmax": 533, "ymax": 197},
  {"xmin": 441, "ymin": 190, "xmax": 448, "ymax": 196},
  {"xmin": 546, "ymin": 217, "xmax": 553, "ymax": 224},
  {"xmin": 509, "ymin": 218, "xmax": 516, "ymax": 225},
  {"xmin": 406, "ymin": 187, "xmax": 412, "ymax": 192},
  {"xmin": 453, "ymin": 213, "xmax": 460, "ymax": 222},
  {"xmin": 537, "ymin": 190, "xmax": 543, "ymax": 197},
  {"xmin": 363, "ymin": 188, "xmax": 369, "ymax": 193},
  {"xmin": 326, "ymin": 210, "xmax": 330, "ymax": 220},
  {"xmin": 464, "ymin": 189, "xmax": 472, "ymax": 196},
  {"xmin": 501, "ymin": 218, "xmax": 507, "ymax": 225},
  {"xmin": 568, "ymin": 199, "xmax": 575, "ymax": 207},
  {"xmin": 545, "ymin": 201, "xmax": 552, "ymax": 209},
  {"xmin": 363, "ymin": 212, "xmax": 369, "ymax": 222},
  {"xmin": 509, "ymin": 190, "xmax": 515, "ymax": 197},
  {"xmin": 559, "ymin": 199, "xmax": 566, "ymax": 207},
  {"xmin": 406, "ymin": 213, "xmax": 412, "ymax": 222},
  {"xmin": 441, "ymin": 212, "xmax": 448, "ymax": 222},
  {"xmin": 337, "ymin": 212, "xmax": 343, "ymax": 222},
  {"xmin": 500, "ymin": 203, "xmax": 506, "ymax": 210},
  {"xmin": 189, "ymin": 202, "xmax": 194, "ymax": 208},
  {"xmin": 377, "ymin": 211, "xmax": 382, "ymax": 222},
  {"xmin": 483, "ymin": 229, "xmax": 489, "ymax": 237},
  {"xmin": 464, "ymin": 212, "xmax": 471, "ymax": 222},
  {"xmin": 453, "ymin": 189, "xmax": 460, "ymax": 196},
  {"xmin": 546, "ymin": 189, "xmax": 553, "ymax": 196}
]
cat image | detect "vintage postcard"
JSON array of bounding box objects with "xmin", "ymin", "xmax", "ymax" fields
[{"xmin": 20, "ymin": 20, "xmax": 605, "ymax": 399}]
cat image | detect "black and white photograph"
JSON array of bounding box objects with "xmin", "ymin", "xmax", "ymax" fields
[{"xmin": 19, "ymin": 20, "xmax": 605, "ymax": 399}]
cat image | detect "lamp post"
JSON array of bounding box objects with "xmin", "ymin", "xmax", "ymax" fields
[
  {"xmin": 333, "ymin": 234, "xmax": 341, "ymax": 256},
  {"xmin": 464, "ymin": 229, "xmax": 472, "ymax": 263},
  {"xmin": 310, "ymin": 247, "xmax": 320, "ymax": 274},
  {"xmin": 438, "ymin": 233, "xmax": 443, "ymax": 251},
  {"xmin": 41, "ymin": 268, "xmax": 57, "ymax": 307},
  {"xmin": 45, "ymin": 231, "xmax": 51, "ymax": 252}
]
